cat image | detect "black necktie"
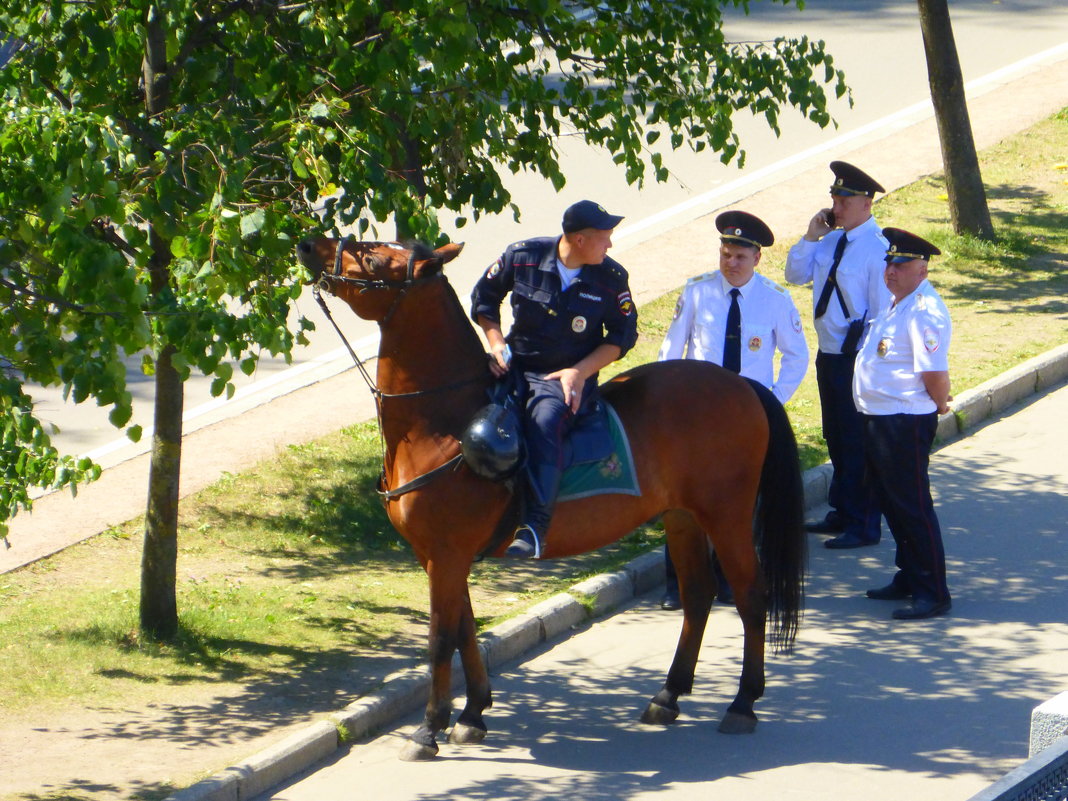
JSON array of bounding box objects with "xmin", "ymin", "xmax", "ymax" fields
[
  {"xmin": 814, "ymin": 232, "xmax": 849, "ymax": 319},
  {"xmin": 723, "ymin": 287, "xmax": 741, "ymax": 373}
]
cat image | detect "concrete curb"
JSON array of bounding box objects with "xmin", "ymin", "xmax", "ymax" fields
[{"xmin": 165, "ymin": 348, "xmax": 1068, "ymax": 801}]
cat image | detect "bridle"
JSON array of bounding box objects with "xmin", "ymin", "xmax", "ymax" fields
[
  {"xmin": 311, "ymin": 236, "xmax": 488, "ymax": 499},
  {"xmin": 317, "ymin": 234, "xmax": 420, "ymax": 294},
  {"xmin": 311, "ymin": 235, "xmax": 423, "ymax": 394}
]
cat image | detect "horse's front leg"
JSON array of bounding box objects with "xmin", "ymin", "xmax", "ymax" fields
[
  {"xmin": 447, "ymin": 585, "xmax": 493, "ymax": 745},
  {"xmin": 400, "ymin": 559, "xmax": 470, "ymax": 761}
]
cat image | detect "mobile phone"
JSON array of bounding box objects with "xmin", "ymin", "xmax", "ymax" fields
[{"xmin": 825, "ymin": 210, "xmax": 836, "ymax": 228}]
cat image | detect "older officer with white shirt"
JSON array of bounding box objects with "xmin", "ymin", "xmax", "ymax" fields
[
  {"xmin": 657, "ymin": 210, "xmax": 807, "ymax": 609},
  {"xmin": 854, "ymin": 227, "xmax": 952, "ymax": 621},
  {"xmin": 786, "ymin": 160, "xmax": 888, "ymax": 549}
]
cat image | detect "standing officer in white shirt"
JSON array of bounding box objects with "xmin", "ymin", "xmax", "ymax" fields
[
  {"xmin": 657, "ymin": 210, "xmax": 808, "ymax": 609},
  {"xmin": 785, "ymin": 161, "xmax": 888, "ymax": 549},
  {"xmin": 660, "ymin": 210, "xmax": 808, "ymax": 403},
  {"xmin": 854, "ymin": 227, "xmax": 952, "ymax": 620}
]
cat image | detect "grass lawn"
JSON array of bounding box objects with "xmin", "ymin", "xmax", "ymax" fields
[{"xmin": 1, "ymin": 108, "xmax": 1065, "ymax": 770}]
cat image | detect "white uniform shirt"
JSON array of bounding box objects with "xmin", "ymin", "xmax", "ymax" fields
[
  {"xmin": 658, "ymin": 271, "xmax": 809, "ymax": 404},
  {"xmin": 785, "ymin": 215, "xmax": 890, "ymax": 354},
  {"xmin": 853, "ymin": 279, "xmax": 952, "ymax": 416}
]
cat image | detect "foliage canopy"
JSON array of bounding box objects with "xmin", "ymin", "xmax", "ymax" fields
[{"xmin": 0, "ymin": 1, "xmax": 843, "ymax": 556}]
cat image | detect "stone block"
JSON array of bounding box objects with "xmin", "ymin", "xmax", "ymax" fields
[
  {"xmin": 528, "ymin": 592, "xmax": 588, "ymax": 640},
  {"xmin": 626, "ymin": 549, "xmax": 666, "ymax": 596},
  {"xmin": 1030, "ymin": 690, "xmax": 1068, "ymax": 757},
  {"xmin": 570, "ymin": 571, "xmax": 633, "ymax": 617},
  {"xmin": 479, "ymin": 612, "xmax": 542, "ymax": 669},
  {"xmin": 334, "ymin": 666, "xmax": 430, "ymax": 741},
  {"xmin": 164, "ymin": 772, "xmax": 238, "ymax": 801},
  {"xmin": 801, "ymin": 463, "xmax": 832, "ymax": 510},
  {"xmin": 1035, "ymin": 345, "xmax": 1068, "ymax": 390},
  {"xmin": 953, "ymin": 387, "xmax": 992, "ymax": 432},
  {"xmin": 231, "ymin": 720, "xmax": 337, "ymax": 799}
]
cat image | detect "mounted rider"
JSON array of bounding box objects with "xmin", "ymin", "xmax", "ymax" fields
[{"xmin": 471, "ymin": 200, "xmax": 639, "ymax": 558}]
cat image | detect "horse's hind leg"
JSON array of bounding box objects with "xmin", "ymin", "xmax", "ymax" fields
[
  {"xmin": 707, "ymin": 513, "xmax": 767, "ymax": 734},
  {"xmin": 641, "ymin": 510, "xmax": 714, "ymax": 725},
  {"xmin": 448, "ymin": 586, "xmax": 493, "ymax": 745}
]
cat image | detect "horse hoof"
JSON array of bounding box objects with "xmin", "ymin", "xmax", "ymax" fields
[
  {"xmin": 448, "ymin": 722, "xmax": 487, "ymax": 745},
  {"xmin": 640, "ymin": 701, "xmax": 679, "ymax": 726},
  {"xmin": 399, "ymin": 740, "xmax": 439, "ymax": 762},
  {"xmin": 718, "ymin": 711, "xmax": 757, "ymax": 734}
]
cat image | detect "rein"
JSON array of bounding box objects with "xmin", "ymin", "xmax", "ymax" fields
[{"xmin": 312, "ymin": 237, "xmax": 486, "ymax": 500}]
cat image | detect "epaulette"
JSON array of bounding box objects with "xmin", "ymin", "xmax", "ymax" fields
[
  {"xmin": 758, "ymin": 273, "xmax": 788, "ymax": 295},
  {"xmin": 686, "ymin": 271, "xmax": 717, "ymax": 285}
]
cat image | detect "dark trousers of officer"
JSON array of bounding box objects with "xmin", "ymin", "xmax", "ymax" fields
[
  {"xmin": 520, "ymin": 371, "xmax": 599, "ymax": 537},
  {"xmin": 816, "ymin": 350, "xmax": 882, "ymax": 540},
  {"xmin": 861, "ymin": 412, "xmax": 950, "ymax": 604}
]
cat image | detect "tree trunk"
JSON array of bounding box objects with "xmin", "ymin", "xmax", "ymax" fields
[
  {"xmin": 139, "ymin": 343, "xmax": 183, "ymax": 640},
  {"xmin": 137, "ymin": 7, "xmax": 184, "ymax": 641},
  {"xmin": 917, "ymin": 0, "xmax": 994, "ymax": 239}
]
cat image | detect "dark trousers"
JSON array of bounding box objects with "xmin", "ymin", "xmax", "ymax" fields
[
  {"xmin": 816, "ymin": 350, "xmax": 881, "ymax": 540},
  {"xmin": 862, "ymin": 413, "xmax": 950, "ymax": 604},
  {"xmin": 520, "ymin": 371, "xmax": 599, "ymax": 535}
]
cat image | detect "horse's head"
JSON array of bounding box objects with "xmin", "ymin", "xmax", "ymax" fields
[{"xmin": 297, "ymin": 237, "xmax": 464, "ymax": 321}]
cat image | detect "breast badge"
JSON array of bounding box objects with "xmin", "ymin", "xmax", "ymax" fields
[
  {"xmin": 572, "ymin": 315, "xmax": 587, "ymax": 333},
  {"xmin": 877, "ymin": 338, "xmax": 891, "ymax": 357},
  {"xmin": 748, "ymin": 335, "xmax": 762, "ymax": 352}
]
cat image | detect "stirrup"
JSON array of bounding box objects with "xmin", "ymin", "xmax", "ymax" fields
[{"xmin": 505, "ymin": 525, "xmax": 542, "ymax": 559}]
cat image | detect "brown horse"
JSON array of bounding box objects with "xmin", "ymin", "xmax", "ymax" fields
[{"xmin": 296, "ymin": 237, "xmax": 806, "ymax": 761}]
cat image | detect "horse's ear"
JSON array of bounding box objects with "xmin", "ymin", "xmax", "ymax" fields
[
  {"xmin": 411, "ymin": 242, "xmax": 463, "ymax": 277},
  {"xmin": 434, "ymin": 242, "xmax": 463, "ymax": 264}
]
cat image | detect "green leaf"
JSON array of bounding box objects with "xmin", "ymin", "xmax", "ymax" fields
[{"xmin": 240, "ymin": 209, "xmax": 266, "ymax": 238}]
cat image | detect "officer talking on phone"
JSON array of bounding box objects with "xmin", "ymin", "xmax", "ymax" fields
[{"xmin": 785, "ymin": 161, "xmax": 890, "ymax": 549}]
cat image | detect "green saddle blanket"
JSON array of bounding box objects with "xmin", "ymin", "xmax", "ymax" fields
[{"xmin": 558, "ymin": 403, "xmax": 641, "ymax": 502}]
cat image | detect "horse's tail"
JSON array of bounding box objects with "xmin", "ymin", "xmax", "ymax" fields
[{"xmin": 745, "ymin": 379, "xmax": 807, "ymax": 654}]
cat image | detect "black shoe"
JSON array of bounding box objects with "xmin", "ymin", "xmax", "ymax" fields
[
  {"xmin": 866, "ymin": 582, "xmax": 911, "ymax": 601},
  {"xmin": 805, "ymin": 512, "xmax": 845, "ymax": 534},
  {"xmin": 892, "ymin": 598, "xmax": 952, "ymax": 620},
  {"xmin": 660, "ymin": 591, "xmax": 681, "ymax": 611},
  {"xmin": 824, "ymin": 533, "xmax": 879, "ymax": 550},
  {"xmin": 505, "ymin": 525, "xmax": 542, "ymax": 559}
]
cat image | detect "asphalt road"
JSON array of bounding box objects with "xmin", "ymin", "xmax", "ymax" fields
[
  {"xmin": 25, "ymin": 0, "xmax": 1068, "ymax": 467},
  {"xmin": 254, "ymin": 382, "xmax": 1068, "ymax": 801}
]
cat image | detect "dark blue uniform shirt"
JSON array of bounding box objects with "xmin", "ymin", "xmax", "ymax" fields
[{"xmin": 470, "ymin": 236, "xmax": 638, "ymax": 372}]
